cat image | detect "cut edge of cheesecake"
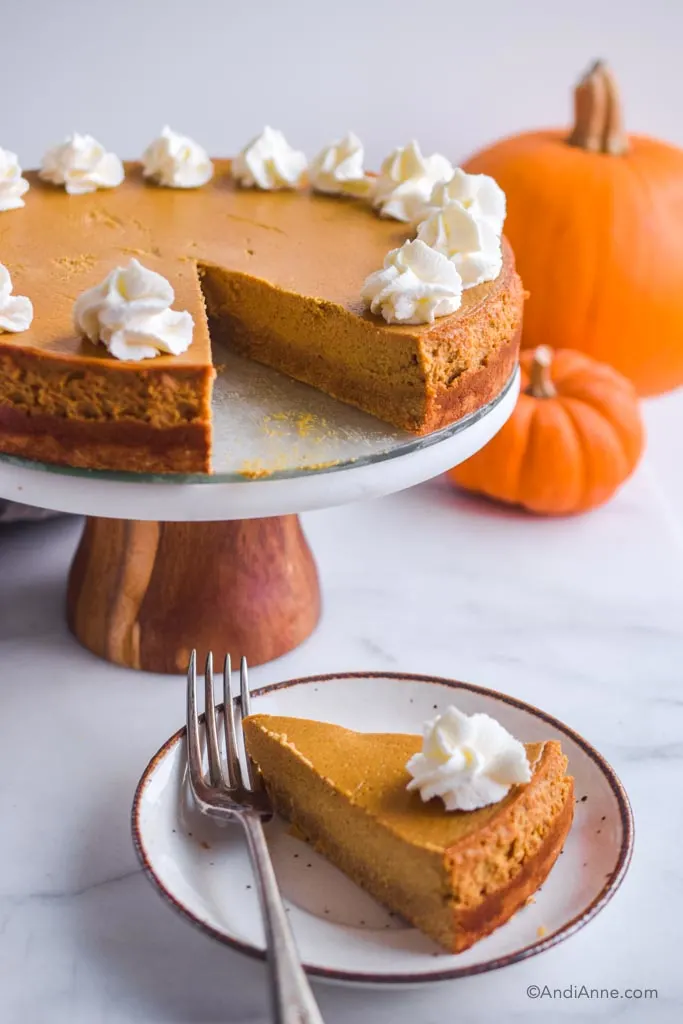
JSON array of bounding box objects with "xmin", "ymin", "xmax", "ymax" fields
[
  {"xmin": 0, "ymin": 258, "xmax": 215, "ymax": 474},
  {"xmin": 0, "ymin": 249, "xmax": 521, "ymax": 474},
  {"xmin": 243, "ymin": 713, "xmax": 574, "ymax": 953},
  {"xmin": 199, "ymin": 236, "xmax": 522, "ymax": 440}
]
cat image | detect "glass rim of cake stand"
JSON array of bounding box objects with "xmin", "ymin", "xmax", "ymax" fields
[{"xmin": 0, "ymin": 368, "xmax": 518, "ymax": 486}]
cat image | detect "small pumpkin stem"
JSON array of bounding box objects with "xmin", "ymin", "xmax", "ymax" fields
[
  {"xmin": 567, "ymin": 60, "xmax": 629, "ymax": 156},
  {"xmin": 528, "ymin": 346, "xmax": 557, "ymax": 399}
]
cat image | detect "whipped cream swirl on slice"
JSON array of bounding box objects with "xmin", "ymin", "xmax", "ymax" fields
[
  {"xmin": 39, "ymin": 133, "xmax": 124, "ymax": 195},
  {"xmin": 73, "ymin": 259, "xmax": 193, "ymax": 361},
  {"xmin": 0, "ymin": 149, "xmax": 30, "ymax": 212},
  {"xmin": 372, "ymin": 141, "xmax": 453, "ymax": 223},
  {"xmin": 232, "ymin": 126, "xmax": 307, "ymax": 190},
  {"xmin": 309, "ymin": 132, "xmax": 373, "ymax": 197},
  {"xmin": 142, "ymin": 126, "xmax": 214, "ymax": 188},
  {"xmin": 0, "ymin": 264, "xmax": 33, "ymax": 333},
  {"xmin": 417, "ymin": 201, "xmax": 502, "ymax": 288},
  {"xmin": 361, "ymin": 239, "xmax": 462, "ymax": 325},
  {"xmin": 406, "ymin": 705, "xmax": 531, "ymax": 812},
  {"xmin": 428, "ymin": 167, "xmax": 506, "ymax": 234}
]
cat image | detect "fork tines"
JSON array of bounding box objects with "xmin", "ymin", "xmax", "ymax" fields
[{"xmin": 186, "ymin": 649, "xmax": 258, "ymax": 798}]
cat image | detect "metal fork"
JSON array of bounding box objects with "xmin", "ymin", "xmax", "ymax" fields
[{"xmin": 186, "ymin": 650, "xmax": 325, "ymax": 1024}]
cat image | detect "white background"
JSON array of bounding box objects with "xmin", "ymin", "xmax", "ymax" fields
[{"xmin": 4, "ymin": 0, "xmax": 683, "ymax": 166}]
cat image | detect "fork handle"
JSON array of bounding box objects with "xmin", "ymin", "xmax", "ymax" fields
[{"xmin": 241, "ymin": 814, "xmax": 325, "ymax": 1024}]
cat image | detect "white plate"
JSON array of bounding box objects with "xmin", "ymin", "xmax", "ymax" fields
[{"xmin": 132, "ymin": 673, "xmax": 633, "ymax": 987}]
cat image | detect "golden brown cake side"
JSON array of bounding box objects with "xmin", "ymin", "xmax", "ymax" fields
[
  {"xmin": 200, "ymin": 239, "xmax": 523, "ymax": 436},
  {"xmin": 243, "ymin": 715, "xmax": 573, "ymax": 953},
  {"xmin": 201, "ymin": 268, "xmax": 428, "ymax": 433},
  {"xmin": 419, "ymin": 246, "xmax": 525, "ymax": 433},
  {"xmin": 0, "ymin": 343, "xmax": 214, "ymax": 472},
  {"xmin": 442, "ymin": 741, "xmax": 573, "ymax": 951}
]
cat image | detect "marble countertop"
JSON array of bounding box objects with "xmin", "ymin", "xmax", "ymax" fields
[{"xmin": 1, "ymin": 397, "xmax": 682, "ymax": 1024}]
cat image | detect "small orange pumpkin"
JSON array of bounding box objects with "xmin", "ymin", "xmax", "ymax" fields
[
  {"xmin": 464, "ymin": 61, "xmax": 683, "ymax": 396},
  {"xmin": 449, "ymin": 347, "xmax": 644, "ymax": 515}
]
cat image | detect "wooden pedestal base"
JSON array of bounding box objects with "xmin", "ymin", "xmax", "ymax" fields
[{"xmin": 66, "ymin": 515, "xmax": 321, "ymax": 673}]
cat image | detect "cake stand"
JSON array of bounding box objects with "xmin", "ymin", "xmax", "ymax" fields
[{"xmin": 0, "ymin": 352, "xmax": 520, "ymax": 673}]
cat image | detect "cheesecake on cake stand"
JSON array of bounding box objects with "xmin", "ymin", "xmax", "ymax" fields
[{"xmin": 0, "ymin": 135, "xmax": 522, "ymax": 672}]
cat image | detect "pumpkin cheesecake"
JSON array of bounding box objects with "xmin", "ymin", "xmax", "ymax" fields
[
  {"xmin": 243, "ymin": 712, "xmax": 574, "ymax": 952},
  {"xmin": 0, "ymin": 159, "xmax": 523, "ymax": 474}
]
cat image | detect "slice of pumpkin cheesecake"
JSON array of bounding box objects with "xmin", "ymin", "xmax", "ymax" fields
[{"xmin": 243, "ymin": 708, "xmax": 574, "ymax": 953}]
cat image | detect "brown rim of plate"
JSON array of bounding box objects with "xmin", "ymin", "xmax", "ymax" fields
[{"xmin": 131, "ymin": 671, "xmax": 634, "ymax": 986}]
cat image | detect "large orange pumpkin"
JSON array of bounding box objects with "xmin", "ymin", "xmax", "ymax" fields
[
  {"xmin": 449, "ymin": 347, "xmax": 644, "ymax": 515},
  {"xmin": 464, "ymin": 61, "xmax": 683, "ymax": 396}
]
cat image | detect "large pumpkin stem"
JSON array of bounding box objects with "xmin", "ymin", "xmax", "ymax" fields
[
  {"xmin": 527, "ymin": 346, "xmax": 557, "ymax": 399},
  {"xmin": 567, "ymin": 60, "xmax": 629, "ymax": 155}
]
